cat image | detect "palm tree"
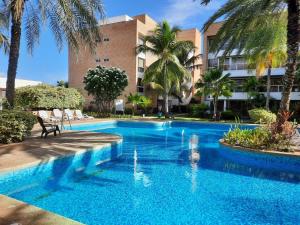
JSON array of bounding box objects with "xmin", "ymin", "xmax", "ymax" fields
[
  {"xmin": 0, "ymin": 11, "xmax": 9, "ymax": 53},
  {"xmin": 176, "ymin": 41, "xmax": 201, "ymax": 71},
  {"xmin": 244, "ymin": 13, "xmax": 287, "ymax": 110},
  {"xmin": 242, "ymin": 76, "xmax": 265, "ymax": 108},
  {"xmin": 136, "ymin": 21, "xmax": 191, "ymax": 117},
  {"xmin": 195, "ymin": 69, "xmax": 235, "ymax": 120},
  {"xmin": 200, "ymin": 0, "xmax": 299, "ymax": 127},
  {"xmin": 174, "ymin": 41, "xmax": 201, "ymax": 108},
  {"xmin": 127, "ymin": 93, "xmax": 141, "ymax": 116},
  {"xmin": 3, "ymin": 0, "xmax": 105, "ymax": 107}
]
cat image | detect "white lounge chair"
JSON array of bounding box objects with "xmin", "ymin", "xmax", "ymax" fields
[
  {"xmin": 38, "ymin": 110, "xmax": 59, "ymax": 123},
  {"xmin": 64, "ymin": 109, "xmax": 74, "ymax": 120},
  {"xmin": 52, "ymin": 109, "xmax": 64, "ymax": 121},
  {"xmin": 74, "ymin": 110, "xmax": 94, "ymax": 120}
]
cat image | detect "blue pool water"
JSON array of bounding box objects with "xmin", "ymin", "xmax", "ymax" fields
[{"xmin": 1, "ymin": 121, "xmax": 300, "ymax": 225}]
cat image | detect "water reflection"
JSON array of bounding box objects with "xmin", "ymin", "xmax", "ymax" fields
[{"xmin": 133, "ymin": 147, "xmax": 151, "ymax": 187}]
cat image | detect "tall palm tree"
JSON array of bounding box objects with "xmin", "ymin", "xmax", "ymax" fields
[
  {"xmin": 0, "ymin": 11, "xmax": 9, "ymax": 53},
  {"xmin": 200, "ymin": 0, "xmax": 299, "ymax": 127},
  {"xmin": 136, "ymin": 21, "xmax": 191, "ymax": 117},
  {"xmin": 195, "ymin": 69, "xmax": 235, "ymax": 120},
  {"xmin": 174, "ymin": 41, "xmax": 201, "ymax": 106},
  {"xmin": 244, "ymin": 13, "xmax": 287, "ymax": 110},
  {"xmin": 176, "ymin": 41, "xmax": 201, "ymax": 70},
  {"xmin": 3, "ymin": 0, "xmax": 105, "ymax": 107}
]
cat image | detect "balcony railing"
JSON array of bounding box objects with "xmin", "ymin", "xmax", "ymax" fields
[
  {"xmin": 233, "ymin": 85, "xmax": 300, "ymax": 93},
  {"xmin": 138, "ymin": 67, "xmax": 145, "ymax": 73},
  {"xmin": 220, "ymin": 63, "xmax": 247, "ymax": 71}
]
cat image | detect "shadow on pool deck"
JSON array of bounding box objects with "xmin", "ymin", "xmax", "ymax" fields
[
  {"xmin": 0, "ymin": 130, "xmax": 121, "ymax": 173},
  {"xmin": 0, "ymin": 194, "xmax": 83, "ymax": 225}
]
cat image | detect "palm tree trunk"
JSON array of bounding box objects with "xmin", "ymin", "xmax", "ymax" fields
[
  {"xmin": 6, "ymin": 1, "xmax": 24, "ymax": 108},
  {"xmin": 213, "ymin": 97, "xmax": 217, "ymax": 120},
  {"xmin": 277, "ymin": 0, "xmax": 299, "ymax": 125},
  {"xmin": 265, "ymin": 65, "xmax": 272, "ymax": 110},
  {"xmin": 163, "ymin": 92, "xmax": 169, "ymax": 118},
  {"xmin": 163, "ymin": 65, "xmax": 169, "ymax": 118}
]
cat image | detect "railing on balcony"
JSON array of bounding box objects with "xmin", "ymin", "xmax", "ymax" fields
[
  {"xmin": 233, "ymin": 85, "xmax": 300, "ymax": 93},
  {"xmin": 138, "ymin": 67, "xmax": 145, "ymax": 73}
]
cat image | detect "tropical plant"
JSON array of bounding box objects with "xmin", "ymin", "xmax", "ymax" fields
[
  {"xmin": 176, "ymin": 41, "xmax": 201, "ymax": 71},
  {"xmin": 2, "ymin": 0, "xmax": 105, "ymax": 107},
  {"xmin": 139, "ymin": 95, "xmax": 152, "ymax": 114},
  {"xmin": 127, "ymin": 93, "xmax": 141, "ymax": 116},
  {"xmin": 248, "ymin": 108, "xmax": 276, "ymax": 124},
  {"xmin": 83, "ymin": 66, "xmax": 128, "ymax": 114},
  {"xmin": 188, "ymin": 103, "xmax": 209, "ymax": 118},
  {"xmin": 200, "ymin": 0, "xmax": 299, "ymax": 128},
  {"xmin": 242, "ymin": 76, "xmax": 266, "ymax": 108},
  {"xmin": 244, "ymin": 13, "xmax": 287, "ymax": 110},
  {"xmin": 127, "ymin": 93, "xmax": 152, "ymax": 115},
  {"xmin": 15, "ymin": 84, "xmax": 84, "ymax": 110},
  {"xmin": 0, "ymin": 10, "xmax": 9, "ymax": 53},
  {"xmin": 136, "ymin": 21, "xmax": 191, "ymax": 118},
  {"xmin": 174, "ymin": 41, "xmax": 201, "ymax": 108},
  {"xmin": 57, "ymin": 80, "xmax": 69, "ymax": 88},
  {"xmin": 0, "ymin": 110, "xmax": 37, "ymax": 144},
  {"xmin": 195, "ymin": 69, "xmax": 235, "ymax": 120},
  {"xmin": 224, "ymin": 126, "xmax": 271, "ymax": 150}
]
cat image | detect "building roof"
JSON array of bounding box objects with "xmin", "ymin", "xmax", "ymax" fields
[
  {"xmin": 0, "ymin": 77, "xmax": 42, "ymax": 89},
  {"xmin": 98, "ymin": 15, "xmax": 133, "ymax": 25}
]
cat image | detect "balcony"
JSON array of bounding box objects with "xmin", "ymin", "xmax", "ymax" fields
[{"xmin": 206, "ymin": 85, "xmax": 300, "ymax": 101}]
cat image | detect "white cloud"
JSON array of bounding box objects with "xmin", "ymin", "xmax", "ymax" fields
[{"xmin": 161, "ymin": 0, "xmax": 223, "ymax": 26}]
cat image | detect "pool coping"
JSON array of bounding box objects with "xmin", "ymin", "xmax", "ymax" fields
[
  {"xmin": 219, "ymin": 139, "xmax": 300, "ymax": 158},
  {"xmin": 0, "ymin": 194, "xmax": 83, "ymax": 225}
]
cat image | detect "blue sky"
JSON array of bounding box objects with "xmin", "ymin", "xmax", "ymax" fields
[{"xmin": 0, "ymin": 0, "xmax": 224, "ymax": 84}]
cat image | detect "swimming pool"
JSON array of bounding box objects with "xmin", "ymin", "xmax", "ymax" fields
[{"xmin": 1, "ymin": 121, "xmax": 300, "ymax": 224}]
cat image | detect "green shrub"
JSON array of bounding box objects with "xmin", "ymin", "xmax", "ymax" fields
[
  {"xmin": 188, "ymin": 103, "xmax": 209, "ymax": 117},
  {"xmin": 224, "ymin": 126, "xmax": 271, "ymax": 149},
  {"xmin": 15, "ymin": 84, "xmax": 84, "ymax": 110},
  {"xmin": 221, "ymin": 110, "xmax": 236, "ymax": 120},
  {"xmin": 0, "ymin": 110, "xmax": 37, "ymax": 144},
  {"xmin": 248, "ymin": 108, "xmax": 276, "ymax": 124}
]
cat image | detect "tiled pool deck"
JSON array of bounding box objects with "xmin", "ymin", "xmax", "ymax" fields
[{"xmin": 0, "ymin": 119, "xmax": 120, "ymax": 225}]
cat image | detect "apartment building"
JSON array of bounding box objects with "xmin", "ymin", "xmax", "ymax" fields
[
  {"xmin": 68, "ymin": 14, "xmax": 202, "ymax": 109},
  {"xmin": 203, "ymin": 22, "xmax": 300, "ymax": 114}
]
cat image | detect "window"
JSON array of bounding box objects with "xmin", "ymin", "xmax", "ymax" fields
[
  {"xmin": 219, "ymin": 58, "xmax": 230, "ymax": 70},
  {"xmin": 103, "ymin": 38, "xmax": 109, "ymax": 42},
  {"xmin": 208, "ymin": 58, "xmax": 218, "ymax": 69},
  {"xmin": 137, "ymin": 78, "xmax": 144, "ymax": 93},
  {"xmin": 207, "ymin": 36, "xmax": 215, "ymax": 53},
  {"xmin": 96, "ymin": 38, "xmax": 101, "ymax": 43},
  {"xmin": 138, "ymin": 58, "xmax": 145, "ymax": 72},
  {"xmin": 104, "ymin": 58, "xmax": 109, "ymax": 62},
  {"xmin": 95, "ymin": 58, "xmax": 101, "ymax": 63},
  {"xmin": 231, "ymin": 57, "xmax": 247, "ymax": 70}
]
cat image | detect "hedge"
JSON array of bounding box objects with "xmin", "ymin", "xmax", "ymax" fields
[
  {"xmin": 248, "ymin": 108, "xmax": 276, "ymax": 124},
  {"xmin": 0, "ymin": 110, "xmax": 37, "ymax": 144},
  {"xmin": 15, "ymin": 84, "xmax": 84, "ymax": 110}
]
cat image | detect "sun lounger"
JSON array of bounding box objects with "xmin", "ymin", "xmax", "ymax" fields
[
  {"xmin": 64, "ymin": 109, "xmax": 74, "ymax": 120},
  {"xmin": 38, "ymin": 110, "xmax": 59, "ymax": 123},
  {"xmin": 74, "ymin": 110, "xmax": 94, "ymax": 120}
]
